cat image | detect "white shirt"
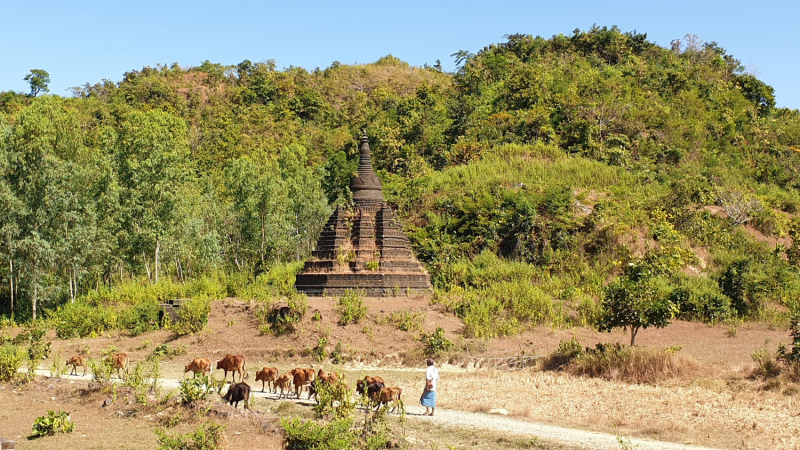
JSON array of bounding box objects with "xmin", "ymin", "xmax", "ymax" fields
[{"xmin": 426, "ymin": 365, "xmax": 439, "ymax": 392}]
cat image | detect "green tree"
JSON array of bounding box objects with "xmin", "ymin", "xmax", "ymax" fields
[
  {"xmin": 24, "ymin": 70, "xmax": 50, "ymax": 97},
  {"xmin": 597, "ymin": 276, "xmax": 677, "ymax": 346}
]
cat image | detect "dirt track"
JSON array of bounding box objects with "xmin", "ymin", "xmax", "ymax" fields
[{"xmin": 24, "ymin": 368, "xmax": 719, "ymax": 450}]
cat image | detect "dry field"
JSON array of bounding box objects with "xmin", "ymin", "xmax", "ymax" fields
[{"xmin": 1, "ymin": 296, "xmax": 798, "ymax": 449}]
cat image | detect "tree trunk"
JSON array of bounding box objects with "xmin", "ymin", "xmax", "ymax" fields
[
  {"xmin": 8, "ymin": 258, "xmax": 14, "ymax": 314},
  {"xmin": 155, "ymin": 239, "xmax": 161, "ymax": 284},
  {"xmin": 630, "ymin": 327, "xmax": 639, "ymax": 346},
  {"xmin": 32, "ymin": 284, "xmax": 38, "ymax": 321},
  {"xmin": 144, "ymin": 251, "xmax": 152, "ymax": 285}
]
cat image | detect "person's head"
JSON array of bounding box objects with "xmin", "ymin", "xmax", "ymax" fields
[{"xmin": 426, "ymin": 358, "xmax": 435, "ymax": 367}]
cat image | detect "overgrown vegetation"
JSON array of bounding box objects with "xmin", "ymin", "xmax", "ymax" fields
[
  {"xmin": 154, "ymin": 421, "xmax": 227, "ymax": 450},
  {"xmin": 335, "ymin": 290, "xmax": 368, "ymax": 326},
  {"xmin": 2, "ymin": 26, "xmax": 800, "ymax": 350},
  {"xmin": 30, "ymin": 410, "xmax": 75, "ymax": 438}
]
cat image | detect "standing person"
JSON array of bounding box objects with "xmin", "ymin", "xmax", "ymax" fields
[{"xmin": 420, "ymin": 358, "xmax": 439, "ymax": 416}]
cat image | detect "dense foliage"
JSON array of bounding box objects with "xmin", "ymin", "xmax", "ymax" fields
[{"xmin": 2, "ymin": 27, "xmax": 800, "ymax": 340}]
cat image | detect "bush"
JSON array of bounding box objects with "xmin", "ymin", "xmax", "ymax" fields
[
  {"xmin": 670, "ymin": 276, "xmax": 732, "ymax": 324},
  {"xmin": 124, "ymin": 359, "xmax": 161, "ymax": 405},
  {"xmin": 150, "ymin": 343, "xmax": 187, "ymax": 361},
  {"xmin": 418, "ymin": 327, "xmax": 452, "ymax": 356},
  {"xmin": 173, "ymin": 298, "xmax": 211, "ymax": 336},
  {"xmin": 542, "ymin": 338, "xmax": 584, "ymax": 371},
  {"xmin": 313, "ymin": 378, "xmax": 355, "ymax": 420},
  {"xmin": 281, "ymin": 418, "xmax": 356, "ymax": 450},
  {"xmin": 261, "ymin": 293, "xmax": 308, "ymax": 335},
  {"xmin": 310, "ymin": 337, "xmax": 328, "ymax": 362},
  {"xmin": 567, "ymin": 343, "xmax": 695, "ymax": 384},
  {"xmin": 121, "ymin": 302, "xmax": 161, "ymax": 336},
  {"xmin": 751, "ymin": 348, "xmax": 782, "ymax": 379},
  {"xmin": 0, "ymin": 343, "xmax": 24, "ymax": 381},
  {"xmin": 379, "ymin": 310, "xmax": 425, "ymax": 335},
  {"xmin": 30, "ymin": 410, "xmax": 75, "ymax": 438},
  {"xmin": 179, "ymin": 375, "xmax": 221, "ymax": 405},
  {"xmin": 335, "ymin": 290, "xmax": 368, "ymax": 326},
  {"xmin": 155, "ymin": 421, "xmax": 227, "ymax": 450},
  {"xmin": 51, "ymin": 301, "xmax": 120, "ymax": 338}
]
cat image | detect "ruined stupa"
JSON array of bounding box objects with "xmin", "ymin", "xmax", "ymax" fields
[{"xmin": 294, "ymin": 132, "xmax": 432, "ymax": 296}]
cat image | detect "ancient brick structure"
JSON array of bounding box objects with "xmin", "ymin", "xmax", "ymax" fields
[{"xmin": 295, "ymin": 133, "xmax": 432, "ymax": 296}]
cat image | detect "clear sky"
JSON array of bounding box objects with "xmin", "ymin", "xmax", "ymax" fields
[{"xmin": 2, "ymin": 0, "xmax": 798, "ymax": 109}]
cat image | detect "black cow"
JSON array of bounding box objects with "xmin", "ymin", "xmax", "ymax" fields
[{"xmin": 223, "ymin": 382, "xmax": 251, "ymax": 409}]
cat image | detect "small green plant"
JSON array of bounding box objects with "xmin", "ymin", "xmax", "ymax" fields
[
  {"xmin": 542, "ymin": 338, "xmax": 585, "ymax": 370},
  {"xmin": 311, "ymin": 337, "xmax": 328, "ymax": 362},
  {"xmin": 361, "ymin": 326, "xmax": 374, "ymax": 340},
  {"xmin": 173, "ymin": 298, "xmax": 211, "ymax": 336},
  {"xmin": 124, "ymin": 359, "xmax": 161, "ymax": 405},
  {"xmin": 0, "ymin": 343, "xmax": 24, "ymax": 381},
  {"xmin": 30, "ymin": 410, "xmax": 75, "ymax": 438},
  {"xmin": 313, "ymin": 378, "xmax": 355, "ymax": 420},
  {"xmin": 179, "ymin": 374, "xmax": 221, "ymax": 405},
  {"xmin": 136, "ymin": 339, "xmax": 152, "ymax": 351},
  {"xmin": 49, "ymin": 348, "xmax": 67, "ymax": 378},
  {"xmin": 154, "ymin": 421, "xmax": 226, "ymax": 450},
  {"xmin": 149, "ymin": 343, "xmax": 187, "ymax": 361},
  {"xmin": 335, "ymin": 289, "xmax": 368, "ymax": 326},
  {"xmin": 381, "ymin": 310, "xmax": 425, "ymax": 335},
  {"xmin": 312, "ymin": 309, "xmax": 322, "ymax": 321},
  {"xmin": 281, "ymin": 417, "xmax": 357, "ymax": 450},
  {"xmin": 418, "ymin": 327, "xmax": 453, "ymax": 356},
  {"xmin": 752, "ymin": 348, "xmax": 782, "ymax": 378},
  {"xmin": 330, "ymin": 342, "xmax": 345, "ymax": 364}
]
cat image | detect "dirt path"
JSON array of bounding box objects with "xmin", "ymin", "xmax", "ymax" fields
[{"xmin": 25, "ymin": 368, "xmax": 718, "ymax": 450}]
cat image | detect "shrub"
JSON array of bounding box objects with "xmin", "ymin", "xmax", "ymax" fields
[
  {"xmin": 542, "ymin": 338, "xmax": 584, "ymax": 371},
  {"xmin": 751, "ymin": 348, "xmax": 782, "ymax": 379},
  {"xmin": 310, "ymin": 337, "xmax": 328, "ymax": 362},
  {"xmin": 0, "ymin": 343, "xmax": 24, "ymax": 381},
  {"xmin": 281, "ymin": 418, "xmax": 356, "ymax": 450},
  {"xmin": 670, "ymin": 276, "xmax": 732, "ymax": 324},
  {"xmin": 261, "ymin": 293, "xmax": 308, "ymax": 335},
  {"xmin": 418, "ymin": 327, "xmax": 452, "ymax": 356},
  {"xmin": 121, "ymin": 302, "xmax": 161, "ymax": 336},
  {"xmin": 51, "ymin": 301, "xmax": 120, "ymax": 338},
  {"xmin": 380, "ymin": 310, "xmax": 425, "ymax": 335},
  {"xmin": 335, "ymin": 290, "xmax": 368, "ymax": 326},
  {"xmin": 179, "ymin": 375, "xmax": 221, "ymax": 405},
  {"xmin": 124, "ymin": 359, "xmax": 161, "ymax": 405},
  {"xmin": 155, "ymin": 421, "xmax": 227, "ymax": 450},
  {"xmin": 150, "ymin": 343, "xmax": 187, "ymax": 361},
  {"xmin": 30, "ymin": 410, "xmax": 75, "ymax": 438},
  {"xmin": 313, "ymin": 378, "xmax": 355, "ymax": 420},
  {"xmin": 173, "ymin": 298, "xmax": 211, "ymax": 336},
  {"xmin": 87, "ymin": 354, "xmax": 115, "ymax": 386},
  {"xmin": 567, "ymin": 343, "xmax": 696, "ymax": 384}
]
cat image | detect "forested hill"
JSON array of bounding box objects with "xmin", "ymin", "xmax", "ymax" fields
[{"xmin": 2, "ymin": 26, "xmax": 800, "ymax": 333}]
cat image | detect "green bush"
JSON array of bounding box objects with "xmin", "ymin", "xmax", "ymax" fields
[
  {"xmin": 313, "ymin": 377, "xmax": 355, "ymax": 420},
  {"xmin": 670, "ymin": 275, "xmax": 732, "ymax": 323},
  {"xmin": 335, "ymin": 290, "xmax": 368, "ymax": 326},
  {"xmin": 30, "ymin": 410, "xmax": 75, "ymax": 438},
  {"xmin": 178, "ymin": 375, "xmax": 221, "ymax": 405},
  {"xmin": 418, "ymin": 326, "xmax": 452, "ymax": 356},
  {"xmin": 0, "ymin": 343, "xmax": 24, "ymax": 381},
  {"xmin": 155, "ymin": 421, "xmax": 226, "ymax": 450},
  {"xmin": 542, "ymin": 338, "xmax": 585, "ymax": 371},
  {"xmin": 121, "ymin": 302, "xmax": 161, "ymax": 336},
  {"xmin": 260, "ymin": 293, "xmax": 308, "ymax": 335},
  {"xmin": 51, "ymin": 301, "xmax": 120, "ymax": 338},
  {"xmin": 281, "ymin": 418, "xmax": 356, "ymax": 450},
  {"xmin": 310, "ymin": 337, "xmax": 328, "ymax": 362},
  {"xmin": 173, "ymin": 298, "xmax": 211, "ymax": 336},
  {"xmin": 124, "ymin": 359, "xmax": 161, "ymax": 405},
  {"xmin": 380, "ymin": 310, "xmax": 425, "ymax": 335},
  {"xmin": 149, "ymin": 343, "xmax": 187, "ymax": 361}
]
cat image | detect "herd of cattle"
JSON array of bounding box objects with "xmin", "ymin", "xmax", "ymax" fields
[{"xmin": 66, "ymin": 353, "xmax": 403, "ymax": 411}]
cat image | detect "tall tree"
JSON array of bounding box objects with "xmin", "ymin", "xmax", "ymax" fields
[{"xmin": 24, "ymin": 70, "xmax": 50, "ymax": 97}]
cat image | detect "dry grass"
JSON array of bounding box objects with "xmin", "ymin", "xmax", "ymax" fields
[
  {"xmin": 567, "ymin": 344, "xmax": 702, "ymax": 384},
  {"xmin": 434, "ymin": 369, "xmax": 800, "ymax": 450}
]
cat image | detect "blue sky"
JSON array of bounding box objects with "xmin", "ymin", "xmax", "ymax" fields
[{"xmin": 2, "ymin": 0, "xmax": 798, "ymax": 108}]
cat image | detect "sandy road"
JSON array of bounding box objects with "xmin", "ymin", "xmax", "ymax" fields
[{"xmin": 24, "ymin": 368, "xmax": 719, "ymax": 450}]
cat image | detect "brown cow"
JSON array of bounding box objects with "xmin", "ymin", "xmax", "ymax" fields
[
  {"xmin": 184, "ymin": 358, "xmax": 211, "ymax": 378},
  {"xmin": 356, "ymin": 375, "xmax": 385, "ymax": 395},
  {"xmin": 255, "ymin": 367, "xmax": 279, "ymax": 393},
  {"xmin": 66, "ymin": 355, "xmax": 87, "ymax": 376},
  {"xmin": 377, "ymin": 387, "xmax": 403, "ymax": 413},
  {"xmin": 275, "ymin": 373, "xmax": 293, "ymax": 399},
  {"xmin": 112, "ymin": 353, "xmax": 128, "ymax": 379},
  {"xmin": 290, "ymin": 367, "xmax": 315, "ymax": 398},
  {"xmin": 216, "ymin": 354, "xmax": 248, "ymax": 383},
  {"xmin": 317, "ymin": 368, "xmax": 339, "ymax": 384}
]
